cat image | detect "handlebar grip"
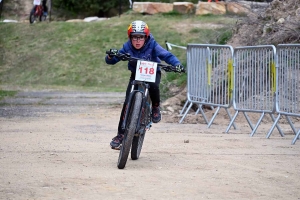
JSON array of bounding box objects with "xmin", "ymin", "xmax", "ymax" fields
[{"xmin": 105, "ymin": 51, "xmax": 110, "ymax": 54}]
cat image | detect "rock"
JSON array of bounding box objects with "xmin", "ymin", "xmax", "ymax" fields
[
  {"xmin": 173, "ymin": 2, "xmax": 194, "ymax": 14},
  {"xmin": 226, "ymin": 2, "xmax": 250, "ymax": 15},
  {"xmin": 166, "ymin": 106, "xmax": 175, "ymax": 113},
  {"xmin": 277, "ymin": 18, "xmax": 285, "ymax": 24},
  {"xmin": 196, "ymin": 2, "xmax": 226, "ymax": 15},
  {"xmin": 83, "ymin": 17, "xmax": 99, "ymax": 22},
  {"xmin": 3, "ymin": 19, "xmax": 18, "ymax": 23},
  {"xmin": 66, "ymin": 19, "xmax": 83, "ymax": 22},
  {"xmin": 132, "ymin": 2, "xmax": 173, "ymax": 15},
  {"xmin": 67, "ymin": 18, "xmax": 108, "ymax": 22}
]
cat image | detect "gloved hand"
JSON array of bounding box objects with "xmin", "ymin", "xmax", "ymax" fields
[
  {"xmin": 108, "ymin": 49, "xmax": 118, "ymax": 58},
  {"xmin": 175, "ymin": 64, "xmax": 185, "ymax": 73}
]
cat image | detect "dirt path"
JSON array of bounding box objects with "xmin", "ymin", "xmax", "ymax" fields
[{"xmin": 1, "ymin": 91, "xmax": 300, "ymax": 199}]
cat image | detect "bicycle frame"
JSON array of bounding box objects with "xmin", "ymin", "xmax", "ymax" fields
[{"xmin": 35, "ymin": 5, "xmax": 43, "ymax": 16}]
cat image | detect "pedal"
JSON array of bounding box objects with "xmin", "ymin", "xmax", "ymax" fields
[{"xmin": 146, "ymin": 123, "xmax": 152, "ymax": 131}]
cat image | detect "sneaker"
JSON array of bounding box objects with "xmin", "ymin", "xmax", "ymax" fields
[
  {"xmin": 110, "ymin": 134, "xmax": 124, "ymax": 150},
  {"xmin": 152, "ymin": 106, "xmax": 161, "ymax": 123}
]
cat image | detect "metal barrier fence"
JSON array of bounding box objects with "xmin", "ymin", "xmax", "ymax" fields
[
  {"xmin": 179, "ymin": 44, "xmax": 236, "ymax": 128},
  {"xmin": 175, "ymin": 43, "xmax": 300, "ymax": 144},
  {"xmin": 225, "ymin": 45, "xmax": 285, "ymax": 137},
  {"xmin": 266, "ymin": 44, "xmax": 300, "ymax": 144}
]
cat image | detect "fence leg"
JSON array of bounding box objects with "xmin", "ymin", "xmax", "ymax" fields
[
  {"xmin": 266, "ymin": 114, "xmax": 281, "ymax": 138},
  {"xmin": 286, "ymin": 115, "xmax": 299, "ymax": 145},
  {"xmin": 243, "ymin": 112, "xmax": 254, "ymax": 131},
  {"xmin": 197, "ymin": 104, "xmax": 209, "ymax": 124},
  {"xmin": 225, "ymin": 110, "xmax": 239, "ymax": 133},
  {"xmin": 179, "ymin": 102, "xmax": 193, "ymax": 124},
  {"xmin": 270, "ymin": 113, "xmax": 284, "ymax": 137},
  {"xmin": 195, "ymin": 104, "xmax": 201, "ymax": 115},
  {"xmin": 179, "ymin": 100, "xmax": 189, "ymax": 116},
  {"xmin": 195, "ymin": 103, "xmax": 208, "ymax": 124},
  {"xmin": 286, "ymin": 115, "xmax": 297, "ymax": 134},
  {"xmin": 225, "ymin": 108, "xmax": 237, "ymax": 130},
  {"xmin": 292, "ymin": 129, "xmax": 300, "ymax": 145},
  {"xmin": 250, "ymin": 112, "xmax": 265, "ymax": 137},
  {"xmin": 207, "ymin": 106, "xmax": 220, "ymax": 128}
]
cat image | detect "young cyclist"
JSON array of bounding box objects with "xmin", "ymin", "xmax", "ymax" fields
[
  {"xmin": 105, "ymin": 20, "xmax": 184, "ymax": 150},
  {"xmin": 32, "ymin": 0, "xmax": 48, "ymax": 16}
]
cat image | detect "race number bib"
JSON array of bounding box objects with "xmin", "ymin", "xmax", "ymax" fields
[
  {"xmin": 33, "ymin": 0, "xmax": 41, "ymax": 5},
  {"xmin": 135, "ymin": 60, "xmax": 157, "ymax": 83}
]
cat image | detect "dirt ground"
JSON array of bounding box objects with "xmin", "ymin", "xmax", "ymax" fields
[{"xmin": 1, "ymin": 91, "xmax": 300, "ymax": 200}]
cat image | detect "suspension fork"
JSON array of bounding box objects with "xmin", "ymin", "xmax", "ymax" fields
[
  {"xmin": 121, "ymin": 90, "xmax": 137, "ymax": 131},
  {"xmin": 121, "ymin": 81, "xmax": 150, "ymax": 133},
  {"xmin": 135, "ymin": 89, "xmax": 148, "ymax": 133}
]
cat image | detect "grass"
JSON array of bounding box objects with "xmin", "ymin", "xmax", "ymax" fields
[
  {"xmin": 0, "ymin": 90, "xmax": 17, "ymax": 100},
  {"xmin": 0, "ymin": 12, "xmax": 238, "ymax": 100}
]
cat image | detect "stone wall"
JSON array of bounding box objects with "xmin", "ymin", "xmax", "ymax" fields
[{"xmin": 133, "ymin": 1, "xmax": 270, "ymax": 15}]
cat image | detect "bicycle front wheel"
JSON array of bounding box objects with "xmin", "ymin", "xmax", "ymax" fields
[
  {"xmin": 131, "ymin": 100, "xmax": 151, "ymax": 160},
  {"xmin": 117, "ymin": 92, "xmax": 142, "ymax": 169},
  {"xmin": 29, "ymin": 11, "xmax": 36, "ymax": 24}
]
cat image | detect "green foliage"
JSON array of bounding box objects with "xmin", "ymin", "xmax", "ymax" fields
[
  {"xmin": 52, "ymin": 0, "xmax": 206, "ymax": 17},
  {"xmin": 53, "ymin": 0, "xmax": 129, "ymax": 16},
  {"xmin": 0, "ymin": 90, "xmax": 17, "ymax": 100},
  {"xmin": 162, "ymin": 10, "xmax": 182, "ymax": 16},
  {"xmin": 217, "ymin": 29, "xmax": 233, "ymax": 45}
]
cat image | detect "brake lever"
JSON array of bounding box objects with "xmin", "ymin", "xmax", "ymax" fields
[{"xmin": 119, "ymin": 53, "xmax": 131, "ymax": 61}]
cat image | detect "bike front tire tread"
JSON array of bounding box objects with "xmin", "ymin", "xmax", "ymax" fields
[
  {"xmin": 29, "ymin": 11, "xmax": 36, "ymax": 24},
  {"xmin": 131, "ymin": 97, "xmax": 151, "ymax": 160},
  {"xmin": 117, "ymin": 92, "xmax": 142, "ymax": 169}
]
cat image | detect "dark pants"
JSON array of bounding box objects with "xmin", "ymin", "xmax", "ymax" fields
[
  {"xmin": 42, "ymin": 0, "xmax": 48, "ymax": 12},
  {"xmin": 117, "ymin": 71, "xmax": 161, "ymax": 134}
]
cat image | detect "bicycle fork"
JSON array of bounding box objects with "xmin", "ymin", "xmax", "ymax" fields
[
  {"xmin": 121, "ymin": 82, "xmax": 152, "ymax": 136},
  {"xmin": 120, "ymin": 82, "xmax": 145, "ymax": 132}
]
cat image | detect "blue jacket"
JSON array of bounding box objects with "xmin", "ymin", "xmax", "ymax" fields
[{"xmin": 105, "ymin": 34, "xmax": 181, "ymax": 72}]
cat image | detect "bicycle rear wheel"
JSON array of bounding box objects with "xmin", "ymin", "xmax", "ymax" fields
[
  {"xmin": 131, "ymin": 100, "xmax": 151, "ymax": 160},
  {"xmin": 117, "ymin": 92, "xmax": 142, "ymax": 169},
  {"xmin": 131, "ymin": 129, "xmax": 146, "ymax": 160},
  {"xmin": 39, "ymin": 15, "xmax": 46, "ymax": 22}
]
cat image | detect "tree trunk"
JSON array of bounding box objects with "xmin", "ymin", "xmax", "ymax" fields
[{"xmin": 0, "ymin": 0, "xmax": 4, "ymax": 19}]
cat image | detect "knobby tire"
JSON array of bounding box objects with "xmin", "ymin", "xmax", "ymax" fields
[
  {"xmin": 117, "ymin": 92, "xmax": 142, "ymax": 169},
  {"xmin": 39, "ymin": 15, "xmax": 46, "ymax": 22},
  {"xmin": 131, "ymin": 97, "xmax": 151, "ymax": 160},
  {"xmin": 29, "ymin": 11, "xmax": 36, "ymax": 24},
  {"xmin": 131, "ymin": 126, "xmax": 146, "ymax": 160}
]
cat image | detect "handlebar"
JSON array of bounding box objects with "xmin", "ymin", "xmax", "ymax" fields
[{"xmin": 106, "ymin": 51, "xmax": 185, "ymax": 73}]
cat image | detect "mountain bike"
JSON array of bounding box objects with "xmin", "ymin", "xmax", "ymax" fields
[
  {"xmin": 106, "ymin": 51, "xmax": 185, "ymax": 169},
  {"xmin": 29, "ymin": 4, "xmax": 46, "ymax": 24}
]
